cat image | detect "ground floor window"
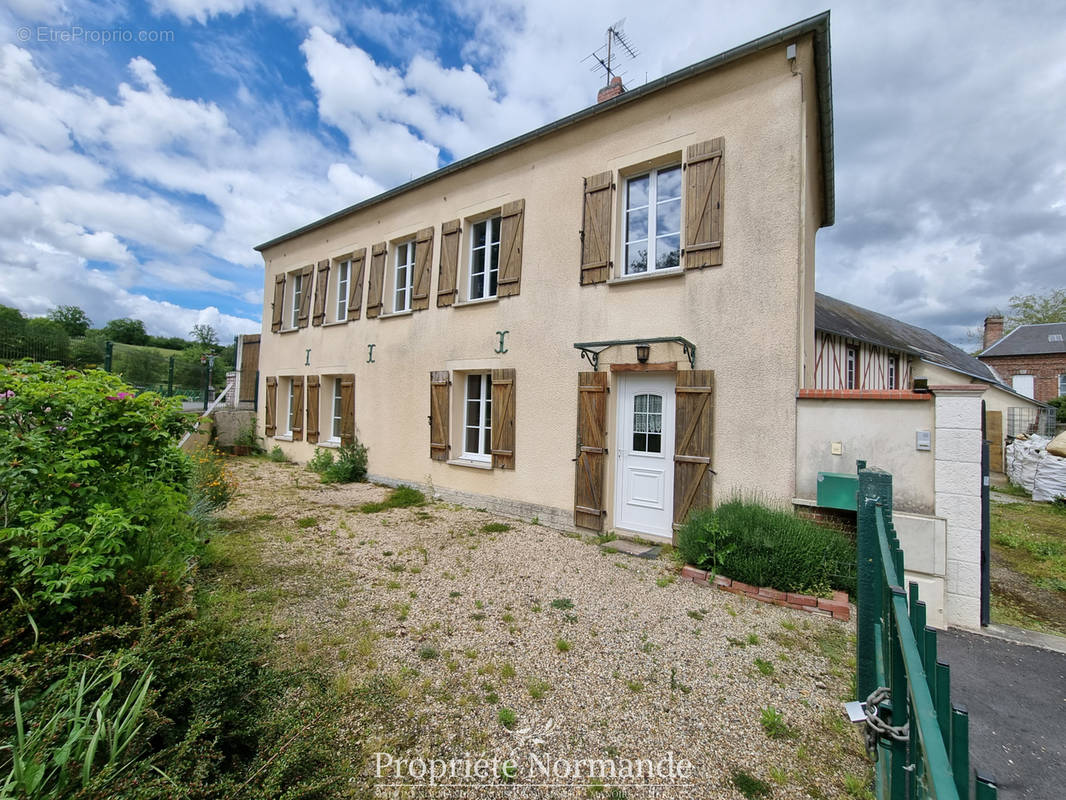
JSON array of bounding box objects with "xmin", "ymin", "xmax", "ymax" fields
[
  {"xmin": 1059, "ymin": 373, "xmax": 1066, "ymax": 397},
  {"xmin": 331, "ymin": 377, "xmax": 344, "ymax": 440},
  {"xmin": 463, "ymin": 373, "xmax": 492, "ymax": 461},
  {"xmin": 286, "ymin": 379, "xmax": 296, "ymax": 434}
]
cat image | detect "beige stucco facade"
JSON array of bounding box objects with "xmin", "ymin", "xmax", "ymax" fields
[{"xmin": 255, "ymin": 29, "xmax": 830, "ymax": 539}]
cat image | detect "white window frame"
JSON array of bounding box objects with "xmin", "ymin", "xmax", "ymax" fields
[
  {"xmin": 285, "ymin": 379, "xmax": 296, "ymax": 435},
  {"xmin": 623, "ymin": 164, "xmax": 682, "ymax": 276},
  {"xmin": 462, "ymin": 373, "xmax": 492, "ymax": 462},
  {"xmin": 846, "ymin": 347, "xmax": 858, "ymax": 390},
  {"xmin": 335, "ymin": 259, "xmax": 349, "ymax": 321},
  {"xmin": 331, "ymin": 377, "xmax": 344, "ymax": 442},
  {"xmin": 468, "ymin": 216, "xmax": 501, "ymax": 301},
  {"xmin": 393, "ymin": 241, "xmax": 415, "ymax": 313},
  {"xmin": 887, "ymin": 355, "xmax": 897, "ymax": 390},
  {"xmin": 290, "ymin": 271, "xmax": 303, "ymax": 328},
  {"xmin": 1059, "ymin": 373, "xmax": 1066, "ymax": 397}
]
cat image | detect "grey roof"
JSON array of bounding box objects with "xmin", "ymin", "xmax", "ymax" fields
[
  {"xmin": 979, "ymin": 322, "xmax": 1066, "ymax": 357},
  {"xmin": 815, "ymin": 293, "xmax": 1004, "ymax": 385},
  {"xmin": 256, "ymin": 12, "xmax": 833, "ymax": 252}
]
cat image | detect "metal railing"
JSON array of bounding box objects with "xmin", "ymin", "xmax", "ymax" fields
[{"xmin": 856, "ymin": 465, "xmax": 998, "ymax": 800}]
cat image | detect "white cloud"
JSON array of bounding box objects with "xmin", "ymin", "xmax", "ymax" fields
[{"xmin": 149, "ymin": 0, "xmax": 338, "ymax": 31}]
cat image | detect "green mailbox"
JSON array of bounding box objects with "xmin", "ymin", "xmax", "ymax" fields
[{"xmin": 816, "ymin": 471, "xmax": 859, "ymax": 511}]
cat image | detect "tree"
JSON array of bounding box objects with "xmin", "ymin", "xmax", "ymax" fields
[
  {"xmin": 189, "ymin": 324, "xmax": 219, "ymax": 350},
  {"xmin": 1006, "ymin": 289, "xmax": 1066, "ymax": 330},
  {"xmin": 101, "ymin": 317, "xmax": 149, "ymax": 346},
  {"xmin": 0, "ymin": 304, "xmax": 26, "ymax": 339},
  {"xmin": 47, "ymin": 305, "xmax": 92, "ymax": 337}
]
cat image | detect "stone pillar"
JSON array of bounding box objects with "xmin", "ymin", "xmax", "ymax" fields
[
  {"xmin": 932, "ymin": 386, "xmax": 986, "ymax": 628},
  {"xmin": 225, "ymin": 371, "xmax": 238, "ymax": 408}
]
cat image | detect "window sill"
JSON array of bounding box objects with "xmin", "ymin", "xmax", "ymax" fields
[
  {"xmin": 274, "ymin": 434, "xmax": 293, "ymax": 441},
  {"xmin": 380, "ymin": 309, "xmax": 414, "ymax": 319},
  {"xmin": 447, "ymin": 457, "xmax": 492, "ymax": 471},
  {"xmin": 607, "ymin": 267, "xmax": 684, "ymax": 286},
  {"xmin": 317, "ymin": 439, "xmax": 341, "ymax": 448},
  {"xmin": 279, "ymin": 327, "xmax": 301, "ymax": 335},
  {"xmin": 322, "ymin": 319, "xmax": 349, "ymax": 328},
  {"xmin": 454, "ymin": 295, "xmax": 498, "ymax": 309}
]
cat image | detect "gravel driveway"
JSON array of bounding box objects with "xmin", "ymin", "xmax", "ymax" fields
[{"xmin": 219, "ymin": 457, "xmax": 868, "ymax": 799}]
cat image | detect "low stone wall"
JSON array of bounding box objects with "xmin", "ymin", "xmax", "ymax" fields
[{"xmin": 680, "ymin": 565, "xmax": 851, "ymax": 621}]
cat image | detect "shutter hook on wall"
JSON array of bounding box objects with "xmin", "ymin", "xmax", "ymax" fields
[
  {"xmin": 304, "ymin": 348, "xmax": 311, "ymax": 367},
  {"xmin": 495, "ymin": 330, "xmax": 509, "ymax": 354},
  {"xmin": 367, "ymin": 343, "xmax": 375, "ymax": 363}
]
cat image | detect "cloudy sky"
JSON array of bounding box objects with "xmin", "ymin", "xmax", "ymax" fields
[{"xmin": 1, "ymin": 0, "xmax": 1063, "ymax": 346}]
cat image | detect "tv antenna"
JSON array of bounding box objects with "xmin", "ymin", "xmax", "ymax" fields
[{"xmin": 583, "ymin": 19, "xmax": 639, "ymax": 86}]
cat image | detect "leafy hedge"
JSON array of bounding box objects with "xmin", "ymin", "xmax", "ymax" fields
[{"xmin": 677, "ymin": 498, "xmax": 856, "ymax": 595}]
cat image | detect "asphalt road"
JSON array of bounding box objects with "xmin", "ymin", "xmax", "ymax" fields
[{"xmin": 937, "ymin": 628, "xmax": 1066, "ymax": 800}]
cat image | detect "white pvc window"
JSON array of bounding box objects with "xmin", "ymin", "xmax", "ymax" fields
[
  {"xmin": 394, "ymin": 241, "xmax": 414, "ymax": 313},
  {"xmin": 887, "ymin": 356, "xmax": 897, "ymax": 390},
  {"xmin": 290, "ymin": 272, "xmax": 303, "ymax": 328},
  {"xmin": 469, "ymin": 217, "xmax": 500, "ymax": 300},
  {"xmin": 286, "ymin": 380, "xmax": 296, "ymax": 434},
  {"xmin": 632, "ymin": 393, "xmax": 663, "ymax": 454},
  {"xmin": 846, "ymin": 347, "xmax": 858, "ymax": 390},
  {"xmin": 1059, "ymin": 374, "xmax": 1066, "ymax": 397},
  {"xmin": 624, "ymin": 165, "xmax": 682, "ymax": 274},
  {"xmin": 463, "ymin": 373, "xmax": 492, "ymax": 461},
  {"xmin": 331, "ymin": 377, "xmax": 343, "ymax": 440},
  {"xmin": 335, "ymin": 260, "xmax": 349, "ymax": 321}
]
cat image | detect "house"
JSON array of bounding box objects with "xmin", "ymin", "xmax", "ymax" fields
[
  {"xmin": 254, "ymin": 13, "xmax": 834, "ymax": 540},
  {"xmin": 979, "ymin": 315, "xmax": 1066, "ymax": 405}
]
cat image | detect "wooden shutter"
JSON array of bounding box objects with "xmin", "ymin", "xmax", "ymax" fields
[
  {"xmin": 429, "ymin": 371, "xmax": 450, "ymax": 461},
  {"xmin": 264, "ymin": 376, "xmax": 277, "ymax": 436},
  {"xmin": 683, "ymin": 138, "xmax": 724, "ymax": 269},
  {"xmin": 497, "ymin": 200, "xmax": 525, "ymax": 297},
  {"xmin": 306, "ymin": 375, "xmax": 320, "ymax": 443},
  {"xmin": 366, "ymin": 243, "xmax": 386, "ymax": 318},
  {"xmin": 238, "ymin": 334, "xmax": 259, "ymax": 403},
  {"xmin": 339, "ymin": 374, "xmax": 355, "ymax": 445},
  {"xmin": 312, "ymin": 260, "xmax": 329, "ymax": 326},
  {"xmin": 270, "ymin": 274, "xmax": 286, "ymax": 332},
  {"xmin": 291, "ymin": 376, "xmax": 305, "ymax": 441},
  {"xmin": 411, "ymin": 227, "xmax": 435, "ymax": 311},
  {"xmin": 491, "ymin": 368, "xmax": 516, "ymax": 468},
  {"xmin": 673, "ymin": 370, "xmax": 715, "ymax": 526},
  {"xmin": 437, "ymin": 220, "xmax": 460, "ymax": 307},
  {"xmin": 347, "ymin": 249, "xmax": 366, "ymax": 321},
  {"xmin": 297, "ymin": 265, "xmax": 314, "ymax": 327},
  {"xmin": 580, "ymin": 172, "xmax": 613, "ymax": 285},
  {"xmin": 574, "ymin": 371, "xmax": 608, "ymax": 530}
]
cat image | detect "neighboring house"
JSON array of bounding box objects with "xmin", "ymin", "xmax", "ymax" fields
[
  {"xmin": 978, "ymin": 315, "xmax": 1066, "ymax": 404},
  {"xmin": 254, "ymin": 14, "xmax": 834, "ymax": 540}
]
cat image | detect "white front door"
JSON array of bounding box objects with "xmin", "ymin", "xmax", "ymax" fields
[
  {"xmin": 615, "ymin": 373, "xmax": 675, "ymax": 537},
  {"xmin": 1012, "ymin": 374, "xmax": 1034, "ymax": 399}
]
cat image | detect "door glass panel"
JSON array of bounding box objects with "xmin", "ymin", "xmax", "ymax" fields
[{"xmin": 632, "ymin": 393, "xmax": 663, "ymax": 454}]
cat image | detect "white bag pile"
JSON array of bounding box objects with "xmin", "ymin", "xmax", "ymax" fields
[{"xmin": 1006, "ymin": 433, "xmax": 1066, "ymax": 502}]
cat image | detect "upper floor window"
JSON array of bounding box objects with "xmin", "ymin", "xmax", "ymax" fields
[
  {"xmin": 1058, "ymin": 373, "xmax": 1066, "ymax": 397},
  {"xmin": 335, "ymin": 259, "xmax": 350, "ymax": 321},
  {"xmin": 624, "ymin": 165, "xmax": 682, "ymax": 275},
  {"xmin": 290, "ymin": 272, "xmax": 303, "ymax": 329},
  {"xmin": 846, "ymin": 347, "xmax": 858, "ymax": 390},
  {"xmin": 463, "ymin": 373, "xmax": 492, "ymax": 461},
  {"xmin": 887, "ymin": 355, "xmax": 897, "ymax": 390},
  {"xmin": 469, "ymin": 216, "xmax": 500, "ymax": 300},
  {"xmin": 331, "ymin": 377, "xmax": 344, "ymax": 440},
  {"xmin": 394, "ymin": 241, "xmax": 414, "ymax": 313}
]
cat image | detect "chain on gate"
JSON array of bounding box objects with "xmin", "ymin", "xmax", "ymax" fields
[{"xmin": 863, "ymin": 687, "xmax": 910, "ymax": 762}]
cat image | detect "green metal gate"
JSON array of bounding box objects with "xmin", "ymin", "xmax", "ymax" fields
[{"xmin": 856, "ymin": 464, "xmax": 998, "ymax": 800}]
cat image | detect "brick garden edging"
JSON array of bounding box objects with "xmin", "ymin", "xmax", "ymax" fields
[{"xmin": 680, "ymin": 565, "xmax": 851, "ymax": 621}]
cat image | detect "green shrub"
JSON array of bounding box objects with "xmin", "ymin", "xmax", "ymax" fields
[
  {"xmin": 677, "ymin": 498, "xmax": 855, "ymax": 595},
  {"xmin": 359, "ymin": 485, "xmax": 425, "ymax": 513},
  {"xmin": 268, "ymin": 445, "xmax": 288, "ymax": 462},
  {"xmin": 322, "ymin": 441, "xmax": 368, "ymax": 484},
  {"xmin": 306, "ymin": 447, "xmax": 334, "ymax": 475}
]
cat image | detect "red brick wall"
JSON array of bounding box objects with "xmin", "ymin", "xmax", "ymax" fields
[{"xmin": 979, "ymin": 354, "xmax": 1066, "ymax": 403}]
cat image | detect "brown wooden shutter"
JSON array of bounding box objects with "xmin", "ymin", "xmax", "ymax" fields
[
  {"xmin": 264, "ymin": 376, "xmax": 277, "ymax": 435},
  {"xmin": 238, "ymin": 334, "xmax": 260, "ymax": 403},
  {"xmin": 291, "ymin": 375, "xmax": 305, "ymax": 440},
  {"xmin": 339, "ymin": 374, "xmax": 355, "ymax": 445},
  {"xmin": 297, "ymin": 265, "xmax": 314, "ymax": 327},
  {"xmin": 490, "ymin": 368, "xmax": 516, "ymax": 468},
  {"xmin": 270, "ymin": 274, "xmax": 286, "ymax": 332},
  {"xmin": 312, "ymin": 260, "xmax": 329, "ymax": 326},
  {"xmin": 366, "ymin": 243, "xmax": 386, "ymax": 318},
  {"xmin": 580, "ymin": 172, "xmax": 613, "ymax": 285},
  {"xmin": 305, "ymin": 375, "xmax": 320, "ymax": 443},
  {"xmin": 347, "ymin": 249, "xmax": 366, "ymax": 321},
  {"xmin": 497, "ymin": 200, "xmax": 524, "ymax": 297},
  {"xmin": 437, "ymin": 220, "xmax": 460, "ymax": 307},
  {"xmin": 574, "ymin": 371, "xmax": 608, "ymax": 530},
  {"xmin": 683, "ymin": 138, "xmax": 724, "ymax": 270},
  {"xmin": 429, "ymin": 370, "xmax": 450, "ymax": 461},
  {"xmin": 673, "ymin": 370, "xmax": 715, "ymax": 526},
  {"xmin": 411, "ymin": 227, "xmax": 435, "ymax": 311}
]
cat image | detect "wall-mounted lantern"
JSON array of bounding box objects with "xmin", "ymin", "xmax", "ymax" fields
[{"xmin": 635, "ymin": 343, "xmax": 650, "ymax": 363}]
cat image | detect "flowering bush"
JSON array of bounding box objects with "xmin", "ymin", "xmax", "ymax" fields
[
  {"xmin": 0, "ymin": 362, "xmax": 194, "ymax": 614},
  {"xmin": 190, "ymin": 446, "xmax": 239, "ymax": 509}
]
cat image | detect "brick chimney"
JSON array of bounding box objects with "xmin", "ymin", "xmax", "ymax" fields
[
  {"xmin": 597, "ymin": 76, "xmax": 624, "ymax": 104},
  {"xmin": 983, "ymin": 314, "xmax": 1004, "ymax": 350}
]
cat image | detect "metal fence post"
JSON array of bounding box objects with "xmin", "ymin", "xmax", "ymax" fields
[
  {"xmin": 856, "ymin": 465, "xmax": 893, "ymax": 700},
  {"xmin": 104, "ymin": 340, "xmax": 113, "ymax": 372},
  {"xmin": 254, "ymin": 370, "xmax": 259, "ymax": 412},
  {"xmin": 167, "ymin": 356, "xmax": 175, "ymax": 397}
]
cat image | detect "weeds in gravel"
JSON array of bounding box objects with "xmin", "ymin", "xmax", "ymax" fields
[
  {"xmin": 625, "ymin": 679, "xmax": 644, "ymax": 693},
  {"xmin": 556, "ymin": 638, "xmax": 571, "ymax": 653},
  {"xmin": 498, "ymin": 708, "xmax": 518, "ymax": 729},
  {"xmin": 844, "ymin": 773, "xmax": 874, "ymax": 799},
  {"xmin": 526, "ymin": 678, "xmax": 551, "ymax": 699},
  {"xmin": 500, "ymin": 663, "xmax": 516, "ymax": 680},
  {"xmin": 732, "ymin": 770, "xmax": 773, "ymax": 799},
  {"xmin": 687, "ymin": 609, "xmax": 706, "ymax": 621},
  {"xmin": 655, "ymin": 575, "xmax": 675, "ymax": 587},
  {"xmin": 360, "ymin": 485, "xmax": 426, "ymax": 513},
  {"xmin": 418, "ymin": 646, "xmax": 439, "ymax": 660},
  {"xmin": 754, "ymin": 658, "xmax": 774, "ymax": 676},
  {"xmin": 296, "ymin": 516, "xmax": 318, "ymax": 528},
  {"xmin": 550, "ymin": 598, "xmax": 574, "ymax": 610},
  {"xmin": 760, "ymin": 705, "xmax": 797, "ymax": 739},
  {"xmin": 481, "ymin": 522, "xmax": 511, "ymax": 532}
]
